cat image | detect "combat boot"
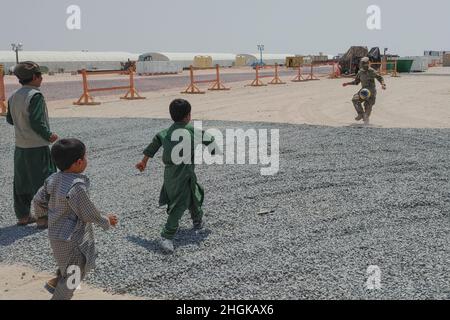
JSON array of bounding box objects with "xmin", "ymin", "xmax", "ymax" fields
[{"xmin": 363, "ymin": 113, "xmax": 370, "ymax": 125}]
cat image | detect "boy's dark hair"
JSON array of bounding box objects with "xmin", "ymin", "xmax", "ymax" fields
[
  {"xmin": 169, "ymin": 99, "xmax": 191, "ymax": 122},
  {"xmin": 51, "ymin": 138, "xmax": 86, "ymax": 171},
  {"xmin": 19, "ymin": 78, "xmax": 33, "ymax": 85},
  {"xmin": 14, "ymin": 61, "xmax": 42, "ymax": 85},
  {"xmin": 19, "ymin": 72, "xmax": 41, "ymax": 85}
]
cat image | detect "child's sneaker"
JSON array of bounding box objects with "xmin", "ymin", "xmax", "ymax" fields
[
  {"xmin": 44, "ymin": 277, "xmax": 59, "ymax": 294},
  {"xmin": 36, "ymin": 217, "xmax": 48, "ymax": 230},
  {"xmin": 160, "ymin": 237, "xmax": 174, "ymax": 253}
]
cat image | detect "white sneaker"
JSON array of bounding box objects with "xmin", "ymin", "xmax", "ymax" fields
[{"xmin": 160, "ymin": 237, "xmax": 174, "ymax": 253}]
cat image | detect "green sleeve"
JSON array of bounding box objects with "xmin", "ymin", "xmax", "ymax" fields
[
  {"xmin": 143, "ymin": 134, "xmax": 162, "ymax": 158},
  {"xmin": 29, "ymin": 93, "xmax": 52, "ymax": 141},
  {"xmin": 6, "ymin": 99, "xmax": 13, "ymax": 125}
]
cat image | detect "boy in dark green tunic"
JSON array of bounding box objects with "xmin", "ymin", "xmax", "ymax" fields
[
  {"xmin": 136, "ymin": 99, "xmax": 215, "ymax": 253},
  {"xmin": 6, "ymin": 61, "xmax": 58, "ymax": 228}
]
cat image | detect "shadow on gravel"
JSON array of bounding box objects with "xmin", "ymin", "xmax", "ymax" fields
[
  {"xmin": 126, "ymin": 235, "xmax": 162, "ymax": 254},
  {"xmin": 174, "ymin": 228, "xmax": 212, "ymax": 248},
  {"xmin": 127, "ymin": 228, "xmax": 211, "ymax": 254},
  {"xmin": 0, "ymin": 225, "xmax": 42, "ymax": 247}
]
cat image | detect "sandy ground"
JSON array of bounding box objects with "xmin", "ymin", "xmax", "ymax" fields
[
  {"xmin": 0, "ymin": 264, "xmax": 142, "ymax": 300},
  {"xmin": 44, "ymin": 71, "xmax": 450, "ymax": 129}
]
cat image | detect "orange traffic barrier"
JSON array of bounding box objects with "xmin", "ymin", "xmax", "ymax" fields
[
  {"xmin": 369, "ymin": 60, "xmax": 399, "ymax": 77},
  {"xmin": 328, "ymin": 62, "xmax": 341, "ymax": 79},
  {"xmin": 390, "ymin": 60, "xmax": 400, "ymax": 77},
  {"xmin": 0, "ymin": 64, "xmax": 6, "ymax": 116},
  {"xmin": 428, "ymin": 59, "xmax": 441, "ymax": 68},
  {"xmin": 305, "ymin": 63, "xmax": 320, "ymax": 81},
  {"xmin": 291, "ymin": 65, "xmax": 307, "ymax": 82},
  {"xmin": 181, "ymin": 64, "xmax": 230, "ymax": 94},
  {"xmin": 248, "ymin": 64, "xmax": 286, "ymax": 87},
  {"xmin": 73, "ymin": 68, "xmax": 145, "ymax": 106},
  {"xmin": 292, "ymin": 63, "xmax": 320, "ymax": 82}
]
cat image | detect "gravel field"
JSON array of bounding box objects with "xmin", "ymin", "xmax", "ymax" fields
[
  {"xmin": 0, "ymin": 118, "xmax": 449, "ymax": 299},
  {"xmin": 4, "ymin": 67, "xmax": 334, "ymax": 102}
]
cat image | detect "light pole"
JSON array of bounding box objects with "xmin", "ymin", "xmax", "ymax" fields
[
  {"xmin": 11, "ymin": 43, "xmax": 23, "ymax": 64},
  {"xmin": 257, "ymin": 44, "xmax": 264, "ymax": 66}
]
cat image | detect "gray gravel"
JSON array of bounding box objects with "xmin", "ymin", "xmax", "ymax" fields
[{"xmin": 0, "ymin": 118, "xmax": 449, "ymax": 300}]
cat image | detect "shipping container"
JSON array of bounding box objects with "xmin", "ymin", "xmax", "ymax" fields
[{"xmin": 403, "ymin": 56, "xmax": 429, "ymax": 72}]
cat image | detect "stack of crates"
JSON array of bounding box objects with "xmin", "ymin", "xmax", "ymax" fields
[
  {"xmin": 235, "ymin": 55, "xmax": 248, "ymax": 67},
  {"xmin": 193, "ymin": 56, "xmax": 213, "ymax": 69},
  {"xmin": 285, "ymin": 56, "xmax": 304, "ymax": 68},
  {"xmin": 443, "ymin": 53, "xmax": 450, "ymax": 67}
]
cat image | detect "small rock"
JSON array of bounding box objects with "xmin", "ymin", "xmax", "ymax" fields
[{"xmin": 258, "ymin": 209, "xmax": 275, "ymax": 216}]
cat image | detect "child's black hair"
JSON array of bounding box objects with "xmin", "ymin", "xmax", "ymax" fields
[
  {"xmin": 169, "ymin": 99, "xmax": 191, "ymax": 122},
  {"xmin": 18, "ymin": 72, "xmax": 41, "ymax": 85},
  {"xmin": 51, "ymin": 138, "xmax": 86, "ymax": 171},
  {"xmin": 19, "ymin": 78, "xmax": 33, "ymax": 85}
]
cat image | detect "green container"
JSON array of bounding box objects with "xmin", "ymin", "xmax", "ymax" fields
[{"xmin": 395, "ymin": 59, "xmax": 414, "ymax": 73}]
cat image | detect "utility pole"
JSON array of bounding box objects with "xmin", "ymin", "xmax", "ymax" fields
[
  {"xmin": 257, "ymin": 44, "xmax": 265, "ymax": 66},
  {"xmin": 11, "ymin": 43, "xmax": 23, "ymax": 64}
]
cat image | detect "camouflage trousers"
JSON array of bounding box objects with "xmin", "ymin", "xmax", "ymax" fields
[{"xmin": 352, "ymin": 93, "xmax": 376, "ymax": 117}]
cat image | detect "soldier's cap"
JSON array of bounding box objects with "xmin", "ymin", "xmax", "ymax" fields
[
  {"xmin": 360, "ymin": 57, "xmax": 370, "ymax": 63},
  {"xmin": 13, "ymin": 61, "xmax": 42, "ymax": 80}
]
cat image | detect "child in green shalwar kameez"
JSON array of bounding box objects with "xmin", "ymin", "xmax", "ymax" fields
[
  {"xmin": 136, "ymin": 99, "xmax": 215, "ymax": 253},
  {"xmin": 6, "ymin": 61, "xmax": 58, "ymax": 228}
]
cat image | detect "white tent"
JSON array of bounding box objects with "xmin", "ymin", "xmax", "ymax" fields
[{"xmin": 0, "ymin": 51, "xmax": 139, "ymax": 72}]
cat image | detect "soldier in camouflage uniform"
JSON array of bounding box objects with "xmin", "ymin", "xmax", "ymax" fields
[{"xmin": 343, "ymin": 57, "xmax": 387, "ymax": 124}]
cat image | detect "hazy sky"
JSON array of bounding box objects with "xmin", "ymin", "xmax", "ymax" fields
[{"xmin": 0, "ymin": 0, "xmax": 448, "ymax": 56}]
